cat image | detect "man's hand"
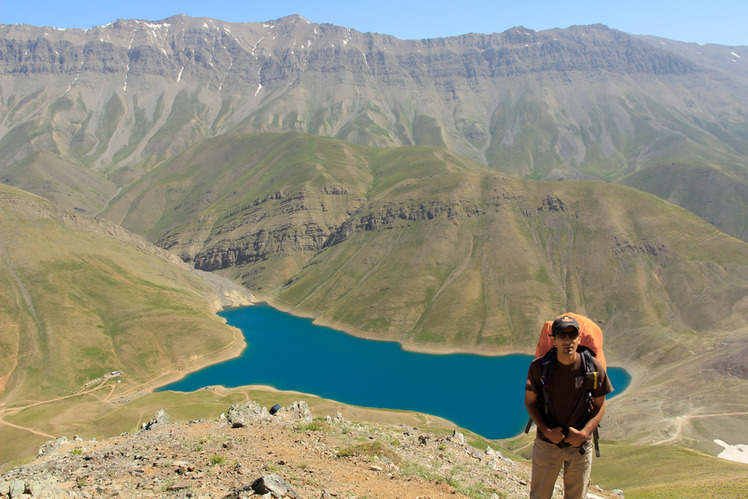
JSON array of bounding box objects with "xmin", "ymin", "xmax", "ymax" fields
[
  {"xmin": 543, "ymin": 426, "xmax": 566, "ymax": 445},
  {"xmin": 564, "ymin": 427, "xmax": 588, "ymax": 447}
]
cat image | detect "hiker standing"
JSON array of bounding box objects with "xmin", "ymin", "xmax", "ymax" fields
[{"xmin": 524, "ymin": 315, "xmax": 613, "ymax": 499}]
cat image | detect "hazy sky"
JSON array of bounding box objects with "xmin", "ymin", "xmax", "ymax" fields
[{"xmin": 1, "ymin": 0, "xmax": 746, "ymax": 46}]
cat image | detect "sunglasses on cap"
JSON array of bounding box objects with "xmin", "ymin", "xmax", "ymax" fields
[{"xmin": 554, "ymin": 330, "xmax": 579, "ymax": 340}]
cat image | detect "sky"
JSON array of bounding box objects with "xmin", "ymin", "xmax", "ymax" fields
[{"xmin": 1, "ymin": 0, "xmax": 747, "ymax": 47}]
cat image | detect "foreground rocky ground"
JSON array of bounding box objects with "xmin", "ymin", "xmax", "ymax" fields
[{"xmin": 0, "ymin": 400, "xmax": 622, "ymax": 498}]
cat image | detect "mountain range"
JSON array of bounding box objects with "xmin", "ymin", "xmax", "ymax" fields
[
  {"xmin": 1, "ymin": 14, "xmax": 747, "ymax": 479},
  {"xmin": 1, "ymin": 15, "xmax": 747, "ymax": 241}
]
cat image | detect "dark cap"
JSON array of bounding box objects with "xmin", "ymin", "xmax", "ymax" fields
[{"xmin": 551, "ymin": 315, "xmax": 579, "ymax": 336}]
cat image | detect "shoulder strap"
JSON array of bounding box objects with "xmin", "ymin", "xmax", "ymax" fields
[
  {"xmin": 539, "ymin": 347, "xmax": 556, "ymax": 417},
  {"xmin": 579, "ymin": 348, "xmax": 599, "ymax": 390},
  {"xmin": 524, "ymin": 348, "xmax": 557, "ymax": 434},
  {"xmin": 579, "ymin": 348, "xmax": 602, "ymax": 457}
]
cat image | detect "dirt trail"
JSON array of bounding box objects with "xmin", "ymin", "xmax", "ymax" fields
[
  {"xmin": 0, "ymin": 382, "xmax": 115, "ymax": 438},
  {"xmin": 0, "ymin": 324, "xmax": 243, "ymax": 441},
  {"xmin": 653, "ymin": 411, "xmax": 748, "ymax": 446},
  {"xmin": 0, "ymin": 416, "xmax": 55, "ymax": 439}
]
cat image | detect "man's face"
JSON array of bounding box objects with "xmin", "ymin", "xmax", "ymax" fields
[{"xmin": 553, "ymin": 326, "xmax": 581, "ymax": 355}]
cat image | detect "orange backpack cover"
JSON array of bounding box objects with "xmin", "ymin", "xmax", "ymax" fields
[{"xmin": 534, "ymin": 312, "xmax": 607, "ymax": 370}]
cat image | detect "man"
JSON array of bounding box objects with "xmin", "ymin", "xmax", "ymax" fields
[{"xmin": 524, "ymin": 315, "xmax": 613, "ymax": 499}]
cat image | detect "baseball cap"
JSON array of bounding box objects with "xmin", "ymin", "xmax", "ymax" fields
[{"xmin": 551, "ymin": 315, "xmax": 580, "ymax": 336}]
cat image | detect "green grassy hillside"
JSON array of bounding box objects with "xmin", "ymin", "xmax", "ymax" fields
[
  {"xmin": 98, "ymin": 132, "xmax": 748, "ymax": 451},
  {"xmin": 505, "ymin": 432, "xmax": 748, "ymax": 498},
  {"xmin": 621, "ymin": 163, "xmax": 748, "ymax": 243},
  {"xmin": 0, "ymin": 151, "xmax": 119, "ymax": 215},
  {"xmin": 0, "ymin": 145, "xmax": 746, "ymax": 491},
  {"xmin": 592, "ymin": 442, "xmax": 748, "ymax": 498},
  {"xmin": 102, "ymin": 133, "xmax": 748, "ymax": 348},
  {"xmin": 0, "ymin": 183, "xmax": 244, "ymax": 465}
]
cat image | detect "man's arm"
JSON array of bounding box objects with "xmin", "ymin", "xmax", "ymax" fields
[
  {"xmin": 524, "ymin": 389, "xmax": 565, "ymax": 445},
  {"xmin": 564, "ymin": 395, "xmax": 606, "ymax": 447}
]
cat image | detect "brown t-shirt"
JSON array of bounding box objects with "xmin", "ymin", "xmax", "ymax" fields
[{"xmin": 526, "ymin": 352, "xmax": 613, "ymax": 443}]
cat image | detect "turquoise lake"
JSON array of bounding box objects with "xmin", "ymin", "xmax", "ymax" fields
[{"xmin": 159, "ymin": 303, "xmax": 631, "ymax": 439}]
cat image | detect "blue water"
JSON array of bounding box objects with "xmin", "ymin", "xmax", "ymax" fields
[{"xmin": 159, "ymin": 303, "xmax": 631, "ymax": 439}]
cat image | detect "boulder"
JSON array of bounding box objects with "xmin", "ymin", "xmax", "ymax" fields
[
  {"xmin": 227, "ymin": 401, "xmax": 270, "ymax": 428},
  {"xmin": 251, "ymin": 474, "xmax": 300, "ymax": 498},
  {"xmin": 9, "ymin": 479, "xmax": 26, "ymax": 498},
  {"xmin": 38, "ymin": 436, "xmax": 68, "ymax": 456},
  {"xmin": 448, "ymin": 430, "xmax": 466, "ymax": 445},
  {"xmin": 227, "ymin": 474, "xmax": 300, "ymax": 499},
  {"xmin": 26, "ymin": 477, "xmax": 67, "ymax": 498},
  {"xmin": 272, "ymin": 401, "xmax": 313, "ymax": 424},
  {"xmin": 143, "ymin": 409, "xmax": 170, "ymax": 430}
]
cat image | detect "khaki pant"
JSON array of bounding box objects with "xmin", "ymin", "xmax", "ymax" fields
[{"xmin": 530, "ymin": 437, "xmax": 593, "ymax": 499}]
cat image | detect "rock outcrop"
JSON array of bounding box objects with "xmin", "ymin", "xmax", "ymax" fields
[{"xmin": 0, "ymin": 400, "xmax": 626, "ymax": 498}]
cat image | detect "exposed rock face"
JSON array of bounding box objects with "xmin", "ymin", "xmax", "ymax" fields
[
  {"xmin": 0, "ymin": 20, "xmax": 698, "ymax": 80},
  {"xmin": 1, "ymin": 15, "xmax": 744, "ymax": 188},
  {"xmin": 323, "ymin": 199, "xmax": 486, "ymax": 247},
  {"xmin": 193, "ymin": 221, "xmax": 331, "ymax": 271}
]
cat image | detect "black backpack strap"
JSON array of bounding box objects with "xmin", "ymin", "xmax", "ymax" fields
[
  {"xmin": 579, "ymin": 348, "xmax": 601, "ymax": 457},
  {"xmin": 524, "ymin": 348, "xmax": 557, "ymax": 433},
  {"xmin": 539, "ymin": 348, "xmax": 556, "ymax": 418}
]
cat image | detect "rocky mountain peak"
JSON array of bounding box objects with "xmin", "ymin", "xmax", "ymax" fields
[
  {"xmin": 500, "ymin": 25, "xmax": 537, "ymax": 44},
  {"xmin": 269, "ymin": 14, "xmax": 314, "ymax": 26},
  {"xmin": 161, "ymin": 14, "xmax": 189, "ymax": 24}
]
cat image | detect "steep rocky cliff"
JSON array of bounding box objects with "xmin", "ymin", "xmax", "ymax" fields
[{"xmin": 2, "ymin": 15, "xmax": 746, "ymax": 240}]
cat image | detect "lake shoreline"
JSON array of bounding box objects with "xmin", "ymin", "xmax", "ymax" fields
[
  {"xmin": 251, "ymin": 299, "xmax": 637, "ymax": 368},
  {"xmin": 159, "ymin": 302, "xmax": 631, "ymax": 441},
  {"xmin": 263, "ymin": 299, "xmax": 537, "ymax": 358}
]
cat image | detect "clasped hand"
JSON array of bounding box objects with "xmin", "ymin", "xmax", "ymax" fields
[{"xmin": 544, "ymin": 426, "xmax": 587, "ymax": 447}]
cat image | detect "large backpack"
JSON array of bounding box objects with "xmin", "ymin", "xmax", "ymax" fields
[{"xmin": 525, "ymin": 312, "xmax": 605, "ymax": 457}]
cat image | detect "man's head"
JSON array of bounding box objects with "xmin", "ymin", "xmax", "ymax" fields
[{"xmin": 551, "ymin": 315, "xmax": 581, "ymax": 360}]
